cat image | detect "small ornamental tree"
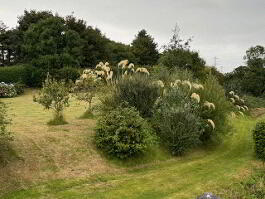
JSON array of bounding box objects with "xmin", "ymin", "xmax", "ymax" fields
[
  {"xmin": 33, "ymin": 75, "xmax": 70, "ymax": 125},
  {"xmin": 74, "ymin": 77, "xmax": 101, "ymax": 118}
]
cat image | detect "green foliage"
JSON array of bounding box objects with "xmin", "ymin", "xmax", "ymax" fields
[
  {"xmin": 150, "ymin": 65, "xmax": 194, "ymax": 87},
  {"xmin": 0, "ymin": 65, "xmax": 28, "ymax": 83},
  {"xmin": 0, "ymin": 101, "xmax": 12, "ymax": 145},
  {"xmin": 153, "ymin": 87, "xmax": 203, "ymax": 155},
  {"xmin": 54, "ymin": 67, "xmax": 80, "ymax": 83},
  {"xmin": 158, "ymin": 25, "xmax": 206, "ymax": 80},
  {"xmin": 114, "ymin": 74, "xmax": 160, "ymax": 118},
  {"xmin": 33, "ymin": 76, "xmax": 70, "ymax": 125},
  {"xmin": 253, "ymin": 122, "xmax": 265, "ymax": 161},
  {"xmin": 243, "ymin": 95, "xmax": 265, "ymax": 108},
  {"xmin": 23, "ymin": 16, "xmax": 82, "ymax": 69},
  {"xmin": 0, "ymin": 65, "xmax": 80, "ymax": 88},
  {"xmin": 199, "ymin": 75, "xmax": 232, "ymax": 143},
  {"xmin": 106, "ymin": 41, "xmax": 136, "ymax": 65},
  {"xmin": 225, "ymin": 66, "xmax": 265, "ymax": 97},
  {"xmin": 14, "ymin": 82, "xmax": 25, "ymax": 95},
  {"xmin": 95, "ymin": 106, "xmax": 155, "ymax": 159},
  {"xmin": 159, "ymin": 49, "xmax": 206, "ymax": 79},
  {"xmin": 131, "ymin": 29, "xmax": 159, "ymax": 65},
  {"xmin": 244, "ymin": 45, "xmax": 265, "ymax": 68},
  {"xmin": 73, "ymin": 76, "xmax": 102, "ymax": 117}
]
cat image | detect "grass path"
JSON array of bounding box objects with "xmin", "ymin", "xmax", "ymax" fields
[{"xmin": 1, "ymin": 90, "xmax": 264, "ymax": 199}]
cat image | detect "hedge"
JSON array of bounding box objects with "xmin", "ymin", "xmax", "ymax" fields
[{"xmin": 0, "ymin": 65, "xmax": 80, "ymax": 87}]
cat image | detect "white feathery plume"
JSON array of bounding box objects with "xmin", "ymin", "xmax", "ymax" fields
[
  {"xmin": 191, "ymin": 93, "xmax": 200, "ymax": 103},
  {"xmin": 207, "ymin": 119, "xmax": 215, "ymax": 130}
]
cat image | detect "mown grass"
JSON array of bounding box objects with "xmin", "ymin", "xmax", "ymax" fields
[{"xmin": 1, "ymin": 90, "xmax": 265, "ymax": 199}]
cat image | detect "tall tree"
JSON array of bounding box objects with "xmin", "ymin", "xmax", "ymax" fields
[
  {"xmin": 131, "ymin": 29, "xmax": 159, "ymax": 65},
  {"xmin": 244, "ymin": 45, "xmax": 265, "ymax": 68},
  {"xmin": 0, "ymin": 21, "xmax": 7, "ymax": 65},
  {"xmin": 159, "ymin": 25, "xmax": 206, "ymax": 79},
  {"xmin": 23, "ymin": 16, "xmax": 82, "ymax": 69}
]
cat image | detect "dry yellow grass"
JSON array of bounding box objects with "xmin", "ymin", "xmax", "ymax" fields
[{"xmin": 0, "ymin": 89, "xmax": 119, "ymax": 194}]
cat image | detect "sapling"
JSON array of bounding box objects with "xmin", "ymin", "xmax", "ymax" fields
[{"xmin": 33, "ymin": 75, "xmax": 70, "ymax": 125}]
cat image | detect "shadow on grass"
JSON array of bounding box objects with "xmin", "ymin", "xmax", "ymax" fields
[
  {"xmin": 0, "ymin": 143, "xmax": 21, "ymax": 167},
  {"xmin": 47, "ymin": 114, "xmax": 68, "ymax": 126},
  {"xmin": 79, "ymin": 110, "xmax": 95, "ymax": 119}
]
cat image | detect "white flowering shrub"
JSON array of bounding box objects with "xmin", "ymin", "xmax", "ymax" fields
[
  {"xmin": 73, "ymin": 68, "xmax": 103, "ymax": 118},
  {"xmin": 198, "ymin": 75, "xmax": 232, "ymax": 143},
  {"xmin": 227, "ymin": 90, "xmax": 249, "ymax": 117},
  {"xmin": 0, "ymin": 82, "xmax": 17, "ymax": 98}
]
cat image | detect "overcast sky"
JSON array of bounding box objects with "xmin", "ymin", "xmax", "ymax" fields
[{"xmin": 0, "ymin": 0, "xmax": 264, "ymax": 72}]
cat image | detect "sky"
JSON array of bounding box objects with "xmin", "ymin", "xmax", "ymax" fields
[{"xmin": 0, "ymin": 0, "xmax": 264, "ymax": 72}]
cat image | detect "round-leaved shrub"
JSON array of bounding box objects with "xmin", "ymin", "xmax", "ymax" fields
[{"xmin": 95, "ymin": 106, "xmax": 154, "ymax": 159}]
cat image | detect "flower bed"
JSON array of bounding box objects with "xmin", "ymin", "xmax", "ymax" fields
[{"xmin": 0, "ymin": 82, "xmax": 17, "ymax": 98}]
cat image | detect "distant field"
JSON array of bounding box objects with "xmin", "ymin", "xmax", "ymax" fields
[{"xmin": 0, "ymin": 89, "xmax": 264, "ymax": 199}]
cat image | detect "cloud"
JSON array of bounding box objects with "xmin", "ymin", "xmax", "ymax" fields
[{"xmin": 0, "ymin": 0, "xmax": 264, "ymax": 72}]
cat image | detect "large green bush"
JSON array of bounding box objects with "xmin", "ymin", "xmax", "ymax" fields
[
  {"xmin": 95, "ymin": 106, "xmax": 154, "ymax": 159},
  {"xmin": 114, "ymin": 74, "xmax": 160, "ymax": 117},
  {"xmin": 253, "ymin": 122, "xmax": 265, "ymax": 161},
  {"xmin": 153, "ymin": 87, "xmax": 204, "ymax": 155}
]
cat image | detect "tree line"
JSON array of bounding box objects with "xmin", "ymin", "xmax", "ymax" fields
[{"xmin": 0, "ymin": 10, "xmax": 159, "ymax": 68}]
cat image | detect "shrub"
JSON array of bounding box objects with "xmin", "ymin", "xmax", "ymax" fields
[
  {"xmin": 0, "ymin": 101, "xmax": 12, "ymax": 145},
  {"xmin": 153, "ymin": 87, "xmax": 204, "ymax": 155},
  {"xmin": 73, "ymin": 71, "xmax": 103, "ymax": 118},
  {"xmin": 53, "ymin": 67, "xmax": 80, "ymax": 83},
  {"xmin": 253, "ymin": 122, "xmax": 265, "ymax": 161},
  {"xmin": 114, "ymin": 74, "xmax": 160, "ymax": 117},
  {"xmin": 0, "ymin": 65, "xmax": 81, "ymax": 88},
  {"xmin": 14, "ymin": 83, "xmax": 25, "ymax": 95},
  {"xmin": 150, "ymin": 65, "xmax": 194, "ymax": 87},
  {"xmin": 33, "ymin": 76, "xmax": 70, "ymax": 125},
  {"xmin": 0, "ymin": 82, "xmax": 17, "ymax": 98},
  {"xmin": 199, "ymin": 75, "xmax": 232, "ymax": 143},
  {"xmin": 23, "ymin": 65, "xmax": 46, "ymax": 87},
  {"xmin": 95, "ymin": 106, "xmax": 154, "ymax": 159},
  {"xmin": 0, "ymin": 65, "xmax": 28, "ymax": 84},
  {"xmin": 243, "ymin": 95, "xmax": 265, "ymax": 108}
]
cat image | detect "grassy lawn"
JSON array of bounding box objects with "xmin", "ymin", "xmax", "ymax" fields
[{"xmin": 0, "ymin": 89, "xmax": 264, "ymax": 199}]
